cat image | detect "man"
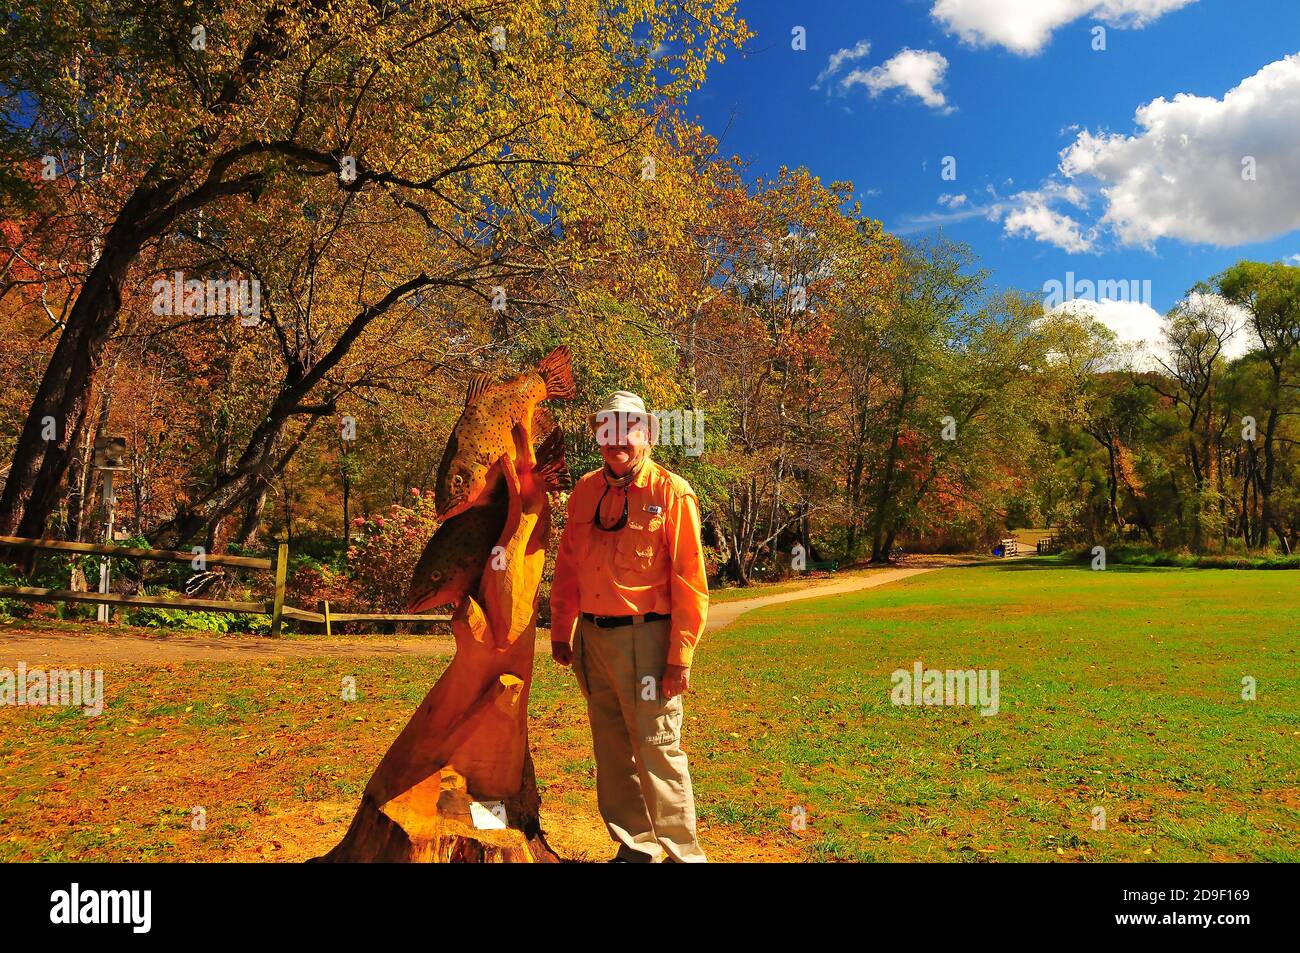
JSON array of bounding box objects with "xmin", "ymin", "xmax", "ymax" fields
[{"xmin": 550, "ymin": 391, "xmax": 709, "ymax": 863}]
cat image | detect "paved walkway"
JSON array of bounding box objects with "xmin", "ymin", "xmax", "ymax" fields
[
  {"xmin": 705, "ymin": 567, "xmax": 935, "ymax": 630},
  {"xmin": 0, "ymin": 566, "xmax": 937, "ymax": 666}
]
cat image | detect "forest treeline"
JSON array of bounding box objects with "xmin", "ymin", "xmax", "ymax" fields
[{"xmin": 2, "ymin": 1, "xmax": 1297, "ymax": 612}]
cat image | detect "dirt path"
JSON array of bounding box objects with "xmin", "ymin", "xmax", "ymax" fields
[
  {"xmin": 705, "ymin": 566, "xmax": 935, "ymax": 631},
  {"xmin": 0, "ymin": 566, "xmax": 937, "ymax": 666},
  {"xmin": 0, "ymin": 626, "xmax": 461, "ymax": 666}
]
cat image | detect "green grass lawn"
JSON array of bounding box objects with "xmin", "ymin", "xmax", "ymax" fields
[
  {"xmin": 1, "ymin": 562, "xmax": 1295, "ymax": 861},
  {"xmin": 684, "ymin": 562, "xmax": 1299, "ymax": 861}
]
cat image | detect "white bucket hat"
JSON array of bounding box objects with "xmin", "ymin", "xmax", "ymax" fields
[{"xmin": 590, "ymin": 390, "xmax": 657, "ymax": 444}]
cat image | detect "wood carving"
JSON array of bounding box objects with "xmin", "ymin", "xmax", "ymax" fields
[{"xmin": 321, "ymin": 349, "xmax": 574, "ymax": 863}]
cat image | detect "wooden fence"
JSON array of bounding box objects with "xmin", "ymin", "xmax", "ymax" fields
[{"xmin": 0, "ymin": 535, "xmax": 449, "ymax": 636}]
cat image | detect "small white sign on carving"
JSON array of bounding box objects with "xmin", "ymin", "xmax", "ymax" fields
[{"xmin": 469, "ymin": 800, "xmax": 508, "ymax": 830}]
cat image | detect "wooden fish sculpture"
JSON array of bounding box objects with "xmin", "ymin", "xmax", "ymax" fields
[
  {"xmin": 434, "ymin": 346, "xmax": 575, "ymax": 522},
  {"xmin": 407, "ymin": 427, "xmax": 570, "ymax": 614}
]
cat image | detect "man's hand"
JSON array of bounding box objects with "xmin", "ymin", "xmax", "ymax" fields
[
  {"xmin": 551, "ymin": 641, "xmax": 573, "ymax": 666},
  {"xmin": 662, "ymin": 663, "xmax": 691, "ymax": 700}
]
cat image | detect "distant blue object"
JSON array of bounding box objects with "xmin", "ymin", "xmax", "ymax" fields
[{"xmin": 993, "ymin": 545, "xmax": 1005, "ymax": 557}]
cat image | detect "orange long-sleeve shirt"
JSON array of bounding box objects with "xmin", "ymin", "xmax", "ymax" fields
[{"xmin": 550, "ymin": 459, "xmax": 709, "ymax": 668}]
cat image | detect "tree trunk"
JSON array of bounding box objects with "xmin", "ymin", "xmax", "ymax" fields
[
  {"xmin": 1104, "ymin": 438, "xmax": 1122, "ymax": 532},
  {"xmin": 0, "ymin": 235, "xmax": 142, "ymax": 546},
  {"xmin": 233, "ymin": 484, "xmax": 267, "ymax": 547},
  {"xmin": 1258, "ymin": 402, "xmax": 1281, "ymax": 551},
  {"xmin": 869, "ymin": 385, "xmax": 909, "ymax": 563},
  {"xmin": 341, "ymin": 446, "xmax": 352, "ymax": 552}
]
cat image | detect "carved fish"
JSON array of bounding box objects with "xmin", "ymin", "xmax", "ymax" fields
[
  {"xmin": 409, "ymin": 426, "xmax": 570, "ymax": 613},
  {"xmin": 435, "ymin": 346, "xmax": 575, "ymax": 521}
]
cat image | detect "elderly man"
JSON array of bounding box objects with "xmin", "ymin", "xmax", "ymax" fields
[{"xmin": 550, "ymin": 391, "xmax": 709, "ymax": 863}]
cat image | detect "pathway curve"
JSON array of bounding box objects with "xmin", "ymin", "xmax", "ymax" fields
[
  {"xmin": 0, "ymin": 566, "xmax": 938, "ymax": 666},
  {"xmin": 705, "ymin": 566, "xmax": 936, "ymax": 631}
]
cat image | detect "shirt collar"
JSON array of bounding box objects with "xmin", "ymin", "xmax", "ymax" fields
[{"xmin": 603, "ymin": 451, "xmax": 654, "ymax": 490}]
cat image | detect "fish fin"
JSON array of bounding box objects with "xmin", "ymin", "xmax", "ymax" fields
[
  {"xmin": 536, "ymin": 346, "xmax": 576, "ymax": 400},
  {"xmin": 465, "ymin": 373, "xmax": 495, "ymax": 404},
  {"xmin": 533, "ymin": 426, "xmax": 572, "ymax": 492},
  {"xmin": 531, "ymin": 404, "xmax": 556, "ymax": 439}
]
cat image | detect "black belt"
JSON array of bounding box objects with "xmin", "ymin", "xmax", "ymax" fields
[{"xmin": 582, "ymin": 612, "xmax": 670, "ymax": 629}]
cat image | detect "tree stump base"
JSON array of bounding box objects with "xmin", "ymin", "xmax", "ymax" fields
[{"xmin": 321, "ymin": 766, "xmax": 550, "ymax": 863}]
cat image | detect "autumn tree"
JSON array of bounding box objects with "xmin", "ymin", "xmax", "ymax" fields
[
  {"xmin": 1216, "ymin": 261, "xmax": 1300, "ymax": 552},
  {"xmin": 0, "ymin": 0, "xmax": 749, "ymax": 548}
]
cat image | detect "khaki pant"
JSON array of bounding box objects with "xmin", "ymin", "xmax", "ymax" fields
[{"xmin": 572, "ymin": 616, "xmax": 706, "ymax": 863}]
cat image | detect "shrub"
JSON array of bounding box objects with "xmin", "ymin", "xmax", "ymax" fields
[
  {"xmin": 122, "ymin": 606, "xmax": 236, "ymax": 633},
  {"xmin": 1066, "ymin": 545, "xmax": 1300, "ymax": 570},
  {"xmin": 0, "ymin": 563, "xmax": 32, "ymax": 619},
  {"xmin": 119, "ymin": 603, "xmax": 272, "ymax": 635},
  {"xmin": 286, "ymin": 555, "xmax": 359, "ymax": 613},
  {"xmin": 347, "ymin": 489, "xmax": 441, "ymax": 610}
]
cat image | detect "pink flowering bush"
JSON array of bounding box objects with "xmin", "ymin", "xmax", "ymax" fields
[{"xmin": 347, "ymin": 488, "xmax": 441, "ymax": 610}]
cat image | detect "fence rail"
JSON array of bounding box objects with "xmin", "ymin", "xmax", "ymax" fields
[
  {"xmin": 0, "ymin": 586, "xmax": 265, "ymax": 614},
  {"xmin": 0, "ymin": 536, "xmax": 450, "ymax": 635},
  {"xmin": 0, "ymin": 534, "xmax": 272, "ymax": 569}
]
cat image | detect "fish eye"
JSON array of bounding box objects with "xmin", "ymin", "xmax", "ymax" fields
[
  {"xmin": 451, "ymin": 474, "xmax": 464, "ymax": 488},
  {"xmin": 431, "ymin": 571, "xmax": 442, "ymax": 580}
]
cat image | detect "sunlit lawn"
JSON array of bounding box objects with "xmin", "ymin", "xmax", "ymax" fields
[{"xmin": 688, "ymin": 563, "xmax": 1299, "ymax": 861}]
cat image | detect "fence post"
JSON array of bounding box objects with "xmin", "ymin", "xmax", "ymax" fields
[
  {"xmin": 270, "ymin": 542, "xmax": 288, "ymax": 637},
  {"xmin": 323, "ymin": 600, "xmax": 332, "ymax": 639}
]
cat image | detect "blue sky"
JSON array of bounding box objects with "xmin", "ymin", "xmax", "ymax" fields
[{"xmin": 685, "ymin": 0, "xmax": 1300, "ymax": 354}]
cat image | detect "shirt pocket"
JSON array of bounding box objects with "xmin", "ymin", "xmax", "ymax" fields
[{"xmin": 614, "ymin": 529, "xmax": 660, "ymax": 574}]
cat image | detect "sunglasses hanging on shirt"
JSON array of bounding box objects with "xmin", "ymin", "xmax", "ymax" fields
[{"xmin": 593, "ymin": 483, "xmax": 629, "ymax": 532}]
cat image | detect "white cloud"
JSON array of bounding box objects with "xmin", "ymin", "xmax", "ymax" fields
[
  {"xmin": 1001, "ymin": 182, "xmax": 1095, "ymax": 251},
  {"xmin": 1048, "ymin": 292, "xmax": 1252, "ymax": 369},
  {"xmin": 931, "ymin": 0, "xmax": 1197, "ymax": 55},
  {"xmin": 1050, "ymin": 298, "xmax": 1165, "ymax": 363},
  {"xmin": 1176, "ymin": 291, "xmax": 1252, "ymax": 362},
  {"xmin": 898, "ymin": 182, "xmax": 1088, "ymax": 245},
  {"xmin": 1005, "ymin": 202, "xmax": 1094, "ymax": 252},
  {"xmin": 1060, "ymin": 53, "xmax": 1300, "ymax": 247},
  {"xmin": 842, "ymin": 49, "xmax": 952, "ymax": 112},
  {"xmin": 814, "ymin": 39, "xmax": 871, "ymax": 89}
]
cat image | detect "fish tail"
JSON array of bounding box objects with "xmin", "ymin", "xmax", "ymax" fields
[
  {"xmin": 533, "ymin": 426, "xmax": 572, "ymax": 491},
  {"xmin": 536, "ymin": 346, "xmax": 576, "ymax": 400}
]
